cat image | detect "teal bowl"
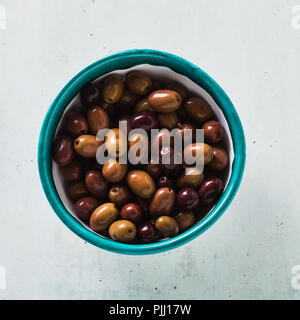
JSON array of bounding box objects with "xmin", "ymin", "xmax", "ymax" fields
[{"xmin": 38, "ymin": 49, "xmax": 246, "ymax": 255}]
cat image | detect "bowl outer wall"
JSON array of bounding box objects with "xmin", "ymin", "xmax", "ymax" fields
[{"xmin": 38, "ymin": 49, "xmax": 246, "ymax": 255}]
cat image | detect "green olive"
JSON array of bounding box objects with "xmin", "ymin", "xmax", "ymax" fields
[
  {"xmin": 102, "ymin": 159, "xmax": 128, "ymax": 183},
  {"xmin": 74, "ymin": 135, "xmax": 102, "ymax": 158},
  {"xmin": 89, "ymin": 203, "xmax": 119, "ymax": 232},
  {"xmin": 176, "ymin": 167, "xmax": 205, "ymax": 188},
  {"xmin": 109, "ymin": 220, "xmax": 137, "ymax": 242},
  {"xmin": 174, "ymin": 211, "xmax": 195, "ymax": 231},
  {"xmin": 102, "ymin": 74, "xmax": 124, "ymax": 103},
  {"xmin": 126, "ymin": 71, "xmax": 152, "ymax": 95},
  {"xmin": 183, "ymin": 143, "xmax": 213, "ymax": 165},
  {"xmin": 134, "ymin": 98, "xmax": 154, "ymax": 113},
  {"xmin": 148, "ymin": 90, "xmax": 182, "ymax": 113},
  {"xmin": 126, "ymin": 170, "xmax": 155, "ymax": 199},
  {"xmin": 157, "ymin": 112, "xmax": 179, "ymax": 129},
  {"xmin": 155, "ymin": 216, "xmax": 179, "ymax": 237}
]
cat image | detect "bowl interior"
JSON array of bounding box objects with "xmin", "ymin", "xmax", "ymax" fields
[{"xmin": 53, "ymin": 64, "xmax": 234, "ymax": 239}]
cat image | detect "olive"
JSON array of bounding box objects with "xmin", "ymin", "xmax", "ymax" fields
[
  {"xmin": 61, "ymin": 158, "xmax": 82, "ymax": 182},
  {"xmin": 157, "ymin": 176, "xmax": 173, "ymax": 188},
  {"xmin": 176, "ymin": 123, "xmax": 196, "ymax": 143},
  {"xmin": 99, "ymin": 100, "xmax": 116, "ymax": 117},
  {"xmin": 165, "ymin": 82, "xmax": 188, "ymax": 101},
  {"xmin": 87, "ymin": 106, "xmax": 109, "ymax": 135},
  {"xmin": 152, "ymin": 129, "xmax": 174, "ymax": 150},
  {"xmin": 138, "ymin": 222, "xmax": 157, "ymax": 243},
  {"xmin": 159, "ymin": 146, "xmax": 181, "ymax": 176},
  {"xmin": 183, "ymin": 143, "xmax": 213, "ymax": 165},
  {"xmin": 67, "ymin": 181, "xmax": 89, "ymax": 200},
  {"xmin": 80, "ymin": 83, "xmax": 100, "ymax": 107},
  {"xmin": 184, "ymin": 97, "xmax": 213, "ymax": 123},
  {"xmin": 176, "ymin": 167, "xmax": 204, "ymax": 188},
  {"xmin": 174, "ymin": 211, "xmax": 195, "ymax": 231},
  {"xmin": 102, "ymin": 74, "xmax": 124, "ymax": 104},
  {"xmin": 208, "ymin": 147, "xmax": 228, "ymax": 171},
  {"xmin": 148, "ymin": 90, "xmax": 182, "ymax": 113},
  {"xmin": 157, "ymin": 112, "xmax": 179, "ymax": 130},
  {"xmin": 74, "ymin": 197, "xmax": 100, "ymax": 221},
  {"xmin": 108, "ymin": 185, "xmax": 132, "ymax": 208},
  {"xmin": 85, "ymin": 170, "xmax": 109, "ymax": 200},
  {"xmin": 109, "ymin": 220, "xmax": 137, "ymax": 243},
  {"xmin": 105, "ymin": 128, "xmax": 127, "ymax": 158},
  {"xmin": 82, "ymin": 158, "xmax": 101, "ymax": 174},
  {"xmin": 64, "ymin": 112, "xmax": 88, "ymax": 137},
  {"xmin": 74, "ymin": 135, "xmax": 102, "ymax": 158},
  {"xmin": 120, "ymin": 203, "xmax": 143, "ymax": 224},
  {"xmin": 198, "ymin": 178, "xmax": 224, "ymax": 205},
  {"xmin": 126, "ymin": 170, "xmax": 155, "ymax": 199},
  {"xmin": 126, "ymin": 71, "xmax": 152, "ymax": 95},
  {"xmin": 102, "ymin": 159, "xmax": 127, "ymax": 183},
  {"xmin": 176, "ymin": 187, "xmax": 199, "ymax": 210},
  {"xmin": 203, "ymin": 120, "xmax": 224, "ymax": 143},
  {"xmin": 52, "ymin": 136, "xmax": 75, "ymax": 167},
  {"xmin": 118, "ymin": 88, "xmax": 138, "ymax": 107},
  {"xmin": 130, "ymin": 112, "xmax": 159, "ymax": 133},
  {"xmin": 155, "ymin": 216, "xmax": 179, "ymax": 237},
  {"xmin": 145, "ymin": 160, "xmax": 162, "ymax": 180},
  {"xmin": 149, "ymin": 187, "xmax": 175, "ymax": 217},
  {"xmin": 90, "ymin": 203, "xmax": 119, "ymax": 232},
  {"xmin": 134, "ymin": 98, "xmax": 154, "ymax": 113}
]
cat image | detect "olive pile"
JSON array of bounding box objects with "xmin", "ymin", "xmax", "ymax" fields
[{"xmin": 52, "ymin": 70, "xmax": 229, "ymax": 243}]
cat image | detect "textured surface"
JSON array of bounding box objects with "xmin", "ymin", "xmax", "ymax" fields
[{"xmin": 0, "ymin": 0, "xmax": 300, "ymax": 299}]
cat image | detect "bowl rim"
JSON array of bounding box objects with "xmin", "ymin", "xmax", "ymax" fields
[{"xmin": 38, "ymin": 49, "xmax": 246, "ymax": 255}]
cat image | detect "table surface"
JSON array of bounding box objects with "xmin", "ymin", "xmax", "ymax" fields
[{"xmin": 0, "ymin": 0, "xmax": 300, "ymax": 300}]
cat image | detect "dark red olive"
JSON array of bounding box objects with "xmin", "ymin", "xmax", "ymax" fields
[
  {"xmin": 198, "ymin": 178, "xmax": 224, "ymax": 205},
  {"xmin": 80, "ymin": 83, "xmax": 100, "ymax": 107},
  {"xmin": 159, "ymin": 146, "xmax": 181, "ymax": 176},
  {"xmin": 137, "ymin": 198, "xmax": 149, "ymax": 214},
  {"xmin": 52, "ymin": 136, "xmax": 75, "ymax": 167},
  {"xmin": 108, "ymin": 185, "xmax": 132, "ymax": 208},
  {"xmin": 130, "ymin": 112, "xmax": 159, "ymax": 133},
  {"xmin": 61, "ymin": 158, "xmax": 82, "ymax": 182},
  {"xmin": 145, "ymin": 161, "xmax": 162, "ymax": 180},
  {"xmin": 85, "ymin": 170, "xmax": 109, "ymax": 200},
  {"xmin": 165, "ymin": 82, "xmax": 188, "ymax": 101},
  {"xmin": 64, "ymin": 112, "xmax": 88, "ymax": 137},
  {"xmin": 176, "ymin": 187, "xmax": 199, "ymax": 210},
  {"xmin": 203, "ymin": 120, "xmax": 224, "ymax": 143},
  {"xmin": 120, "ymin": 203, "xmax": 143, "ymax": 224},
  {"xmin": 157, "ymin": 176, "xmax": 172, "ymax": 188},
  {"xmin": 74, "ymin": 197, "xmax": 100, "ymax": 221},
  {"xmin": 138, "ymin": 222, "xmax": 157, "ymax": 243}
]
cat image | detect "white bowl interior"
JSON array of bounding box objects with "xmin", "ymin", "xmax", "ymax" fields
[{"xmin": 52, "ymin": 64, "xmax": 234, "ymax": 235}]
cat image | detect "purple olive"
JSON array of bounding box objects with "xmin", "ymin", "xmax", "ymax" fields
[
  {"xmin": 157, "ymin": 176, "xmax": 173, "ymax": 188},
  {"xmin": 130, "ymin": 112, "xmax": 159, "ymax": 133},
  {"xmin": 198, "ymin": 178, "xmax": 224, "ymax": 205},
  {"xmin": 80, "ymin": 83, "xmax": 100, "ymax": 107},
  {"xmin": 138, "ymin": 222, "xmax": 157, "ymax": 243},
  {"xmin": 52, "ymin": 136, "xmax": 75, "ymax": 167},
  {"xmin": 176, "ymin": 187, "xmax": 199, "ymax": 210},
  {"xmin": 64, "ymin": 112, "xmax": 88, "ymax": 137},
  {"xmin": 85, "ymin": 170, "xmax": 109, "ymax": 200},
  {"xmin": 100, "ymin": 101, "xmax": 116, "ymax": 117},
  {"xmin": 74, "ymin": 197, "xmax": 100, "ymax": 221},
  {"xmin": 120, "ymin": 203, "xmax": 143, "ymax": 224},
  {"xmin": 159, "ymin": 146, "xmax": 181, "ymax": 176}
]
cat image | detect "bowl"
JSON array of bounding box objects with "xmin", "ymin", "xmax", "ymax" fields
[{"xmin": 38, "ymin": 49, "xmax": 246, "ymax": 255}]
